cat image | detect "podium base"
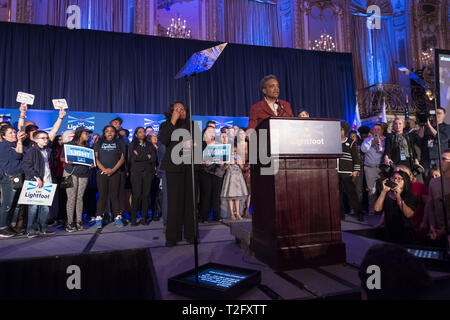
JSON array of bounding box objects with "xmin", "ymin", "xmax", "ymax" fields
[{"xmin": 251, "ymin": 238, "xmax": 346, "ymax": 271}]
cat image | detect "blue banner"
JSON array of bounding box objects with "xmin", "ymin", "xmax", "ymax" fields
[
  {"xmin": 203, "ymin": 144, "xmax": 231, "ymax": 163},
  {"xmin": 64, "ymin": 144, "xmax": 95, "ymax": 166},
  {"xmin": 0, "ymin": 108, "xmax": 250, "ymax": 142}
]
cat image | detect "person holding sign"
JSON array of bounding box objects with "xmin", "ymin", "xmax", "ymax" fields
[
  {"xmin": 199, "ymin": 127, "xmax": 226, "ymax": 223},
  {"xmin": 93, "ymin": 125, "xmax": 126, "ymax": 228},
  {"xmin": 0, "ymin": 124, "xmax": 26, "ymax": 238},
  {"xmin": 128, "ymin": 127, "xmax": 157, "ymax": 226},
  {"xmin": 22, "ymin": 130, "xmax": 56, "ymax": 238},
  {"xmin": 60, "ymin": 126, "xmax": 94, "ymax": 232}
]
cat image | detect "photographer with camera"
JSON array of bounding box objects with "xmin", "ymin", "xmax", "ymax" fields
[
  {"xmin": 374, "ymin": 170, "xmax": 417, "ymax": 244},
  {"xmin": 384, "ymin": 117, "xmax": 423, "ymax": 172},
  {"xmin": 361, "ymin": 124, "xmax": 385, "ymax": 215},
  {"xmin": 417, "ymin": 107, "xmax": 450, "ymax": 178}
]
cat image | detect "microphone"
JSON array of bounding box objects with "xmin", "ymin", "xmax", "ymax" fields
[{"xmin": 275, "ymin": 100, "xmax": 285, "ymax": 115}]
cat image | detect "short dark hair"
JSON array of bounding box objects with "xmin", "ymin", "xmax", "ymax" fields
[
  {"xmin": 0, "ymin": 124, "xmax": 14, "ymax": 138},
  {"xmin": 206, "ymin": 120, "xmax": 216, "ymax": 128},
  {"xmin": 260, "ymin": 74, "xmax": 278, "ymax": 91},
  {"xmin": 438, "ymin": 107, "xmax": 446, "ymax": 114},
  {"xmin": 33, "ymin": 130, "xmax": 48, "ymax": 139},
  {"xmin": 110, "ymin": 117, "xmax": 123, "ymax": 125},
  {"xmin": 298, "ymin": 109, "xmax": 309, "ymax": 116},
  {"xmin": 373, "ymin": 123, "xmax": 383, "ymax": 129},
  {"xmin": 358, "ymin": 125, "xmax": 371, "ymax": 135},
  {"xmin": 25, "ymin": 125, "xmax": 38, "ymax": 135},
  {"xmin": 359, "ymin": 244, "xmax": 431, "ymax": 300}
]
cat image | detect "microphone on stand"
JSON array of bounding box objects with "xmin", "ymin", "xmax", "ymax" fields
[{"xmin": 275, "ymin": 100, "xmax": 285, "ymax": 115}]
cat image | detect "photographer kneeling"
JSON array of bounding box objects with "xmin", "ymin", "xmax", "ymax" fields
[{"xmin": 374, "ymin": 171, "xmax": 417, "ymax": 244}]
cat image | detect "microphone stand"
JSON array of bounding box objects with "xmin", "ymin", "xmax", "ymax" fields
[
  {"xmin": 185, "ymin": 74, "xmax": 199, "ymax": 283},
  {"xmin": 428, "ymin": 89, "xmax": 449, "ymax": 256}
]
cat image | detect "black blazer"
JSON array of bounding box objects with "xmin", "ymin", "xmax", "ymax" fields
[
  {"xmin": 158, "ymin": 119, "xmax": 201, "ymax": 173},
  {"xmin": 383, "ymin": 132, "xmax": 418, "ymax": 165}
]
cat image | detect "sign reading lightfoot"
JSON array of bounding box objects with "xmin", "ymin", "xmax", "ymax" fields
[
  {"xmin": 18, "ymin": 181, "xmax": 57, "ymax": 206},
  {"xmin": 64, "ymin": 144, "xmax": 96, "ymax": 166}
]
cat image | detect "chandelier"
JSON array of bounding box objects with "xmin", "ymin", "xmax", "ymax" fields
[
  {"xmin": 310, "ymin": 33, "xmax": 336, "ymax": 52},
  {"xmin": 420, "ymin": 47, "xmax": 434, "ymax": 67},
  {"xmin": 166, "ymin": 17, "xmax": 192, "ymax": 39}
]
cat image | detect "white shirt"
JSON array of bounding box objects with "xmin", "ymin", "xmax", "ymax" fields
[
  {"xmin": 40, "ymin": 149, "xmax": 52, "ymax": 184},
  {"xmin": 265, "ymin": 97, "xmax": 277, "ymax": 116}
]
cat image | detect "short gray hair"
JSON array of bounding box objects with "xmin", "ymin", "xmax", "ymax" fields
[
  {"xmin": 260, "ymin": 74, "xmax": 278, "ymax": 91},
  {"xmin": 62, "ymin": 130, "xmax": 75, "ymax": 143}
]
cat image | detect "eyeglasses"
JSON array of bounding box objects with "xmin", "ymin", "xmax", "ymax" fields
[{"xmin": 441, "ymin": 157, "xmax": 450, "ymax": 162}]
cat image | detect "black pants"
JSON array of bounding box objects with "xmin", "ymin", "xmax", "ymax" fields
[
  {"xmin": 96, "ymin": 171, "xmax": 121, "ymax": 217},
  {"xmin": 150, "ymin": 175, "xmax": 160, "ymax": 219},
  {"xmin": 130, "ymin": 169, "xmax": 154, "ymax": 223},
  {"xmin": 118, "ymin": 170, "xmax": 127, "ymax": 213},
  {"xmin": 339, "ymin": 173, "xmax": 361, "ymax": 215},
  {"xmin": 199, "ymin": 171, "xmax": 222, "ymax": 221},
  {"xmin": 166, "ymin": 169, "xmax": 196, "ymax": 244}
]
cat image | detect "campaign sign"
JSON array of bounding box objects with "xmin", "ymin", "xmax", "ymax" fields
[
  {"xmin": 203, "ymin": 144, "xmax": 231, "ymax": 163},
  {"xmin": 64, "ymin": 144, "xmax": 95, "ymax": 166},
  {"xmin": 52, "ymin": 98, "xmax": 69, "ymax": 109},
  {"xmin": 18, "ymin": 181, "xmax": 57, "ymax": 206},
  {"xmin": 16, "ymin": 92, "xmax": 35, "ymax": 105}
]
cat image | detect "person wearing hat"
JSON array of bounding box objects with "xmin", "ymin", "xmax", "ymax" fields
[{"xmin": 60, "ymin": 126, "xmax": 94, "ymax": 232}]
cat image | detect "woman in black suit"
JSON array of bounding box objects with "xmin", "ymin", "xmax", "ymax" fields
[{"xmin": 158, "ymin": 102, "xmax": 200, "ymax": 247}]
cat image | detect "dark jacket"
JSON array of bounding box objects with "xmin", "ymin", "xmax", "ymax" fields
[
  {"xmin": 0, "ymin": 140, "xmax": 23, "ymax": 176},
  {"xmin": 128, "ymin": 140, "xmax": 157, "ymax": 173},
  {"xmin": 384, "ymin": 132, "xmax": 418, "ymax": 166},
  {"xmin": 158, "ymin": 119, "xmax": 201, "ymax": 173},
  {"xmin": 22, "ymin": 145, "xmax": 51, "ymax": 181}
]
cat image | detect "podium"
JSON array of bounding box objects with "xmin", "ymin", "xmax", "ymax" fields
[{"xmin": 250, "ymin": 117, "xmax": 346, "ymax": 270}]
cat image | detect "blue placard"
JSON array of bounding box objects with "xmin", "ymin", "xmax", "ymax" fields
[
  {"xmin": 203, "ymin": 144, "xmax": 231, "ymax": 163},
  {"xmin": 64, "ymin": 144, "xmax": 95, "ymax": 166}
]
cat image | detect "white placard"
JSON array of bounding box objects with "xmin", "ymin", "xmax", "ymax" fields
[
  {"xmin": 18, "ymin": 181, "xmax": 57, "ymax": 206},
  {"xmin": 52, "ymin": 99, "xmax": 69, "ymax": 109},
  {"xmin": 16, "ymin": 92, "xmax": 35, "ymax": 105}
]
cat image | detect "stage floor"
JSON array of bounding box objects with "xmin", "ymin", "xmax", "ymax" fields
[{"xmin": 0, "ymin": 215, "xmax": 449, "ymax": 300}]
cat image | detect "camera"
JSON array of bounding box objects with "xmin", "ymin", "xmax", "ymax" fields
[
  {"xmin": 385, "ymin": 180, "xmax": 398, "ymax": 189},
  {"xmin": 412, "ymin": 164, "xmax": 424, "ymax": 177},
  {"xmin": 416, "ymin": 109, "xmax": 436, "ymax": 125},
  {"xmin": 373, "ymin": 134, "xmax": 379, "ymax": 145}
]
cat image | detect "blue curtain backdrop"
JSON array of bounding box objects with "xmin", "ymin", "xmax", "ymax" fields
[{"xmin": 0, "ymin": 22, "xmax": 356, "ymax": 122}]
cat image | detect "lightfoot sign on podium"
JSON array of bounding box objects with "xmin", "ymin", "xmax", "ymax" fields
[{"xmin": 269, "ymin": 118, "xmax": 342, "ymax": 156}]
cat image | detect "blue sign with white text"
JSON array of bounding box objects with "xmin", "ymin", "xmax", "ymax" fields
[{"xmin": 64, "ymin": 144, "xmax": 95, "ymax": 166}]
